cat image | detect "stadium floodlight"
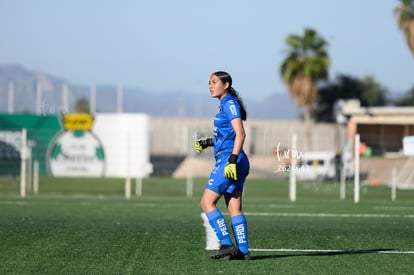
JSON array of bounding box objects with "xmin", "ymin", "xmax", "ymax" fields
[
  {"xmin": 90, "ymin": 84, "xmax": 96, "ymax": 115},
  {"xmin": 117, "ymin": 85, "xmax": 123, "ymax": 113},
  {"xmin": 8, "ymin": 81, "xmax": 14, "ymax": 114},
  {"xmin": 125, "ymin": 131, "xmax": 132, "ymax": 200},
  {"xmin": 62, "ymin": 83, "xmax": 69, "ymax": 113},
  {"xmin": 35, "ymin": 81, "xmax": 42, "ymax": 115}
]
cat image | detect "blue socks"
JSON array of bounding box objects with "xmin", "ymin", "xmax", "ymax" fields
[
  {"xmin": 206, "ymin": 210, "xmax": 249, "ymax": 254},
  {"xmin": 206, "ymin": 209, "xmax": 233, "ymax": 246},
  {"xmin": 231, "ymin": 214, "xmax": 249, "ymax": 254}
]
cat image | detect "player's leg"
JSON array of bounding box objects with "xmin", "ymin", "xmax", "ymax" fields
[
  {"xmin": 200, "ymin": 189, "xmax": 233, "ymax": 247},
  {"xmin": 225, "ymin": 192, "xmax": 250, "ymax": 259},
  {"xmin": 201, "ymin": 212, "xmax": 220, "ymax": 250},
  {"xmin": 200, "ymin": 157, "xmax": 238, "ymax": 259},
  {"xmin": 201, "ymin": 189, "xmax": 238, "ymax": 258},
  {"xmin": 224, "ymin": 153, "xmax": 251, "ymax": 259}
]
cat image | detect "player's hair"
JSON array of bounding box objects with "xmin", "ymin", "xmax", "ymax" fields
[{"xmin": 212, "ymin": 71, "xmax": 247, "ymax": 121}]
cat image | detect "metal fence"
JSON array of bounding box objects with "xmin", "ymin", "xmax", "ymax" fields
[{"xmin": 150, "ymin": 118, "xmax": 340, "ymax": 156}]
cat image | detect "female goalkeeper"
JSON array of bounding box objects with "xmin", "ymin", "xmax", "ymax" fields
[{"xmin": 196, "ymin": 71, "xmax": 251, "ymax": 260}]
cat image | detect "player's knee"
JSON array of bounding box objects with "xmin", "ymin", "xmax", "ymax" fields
[
  {"xmin": 200, "ymin": 197, "xmax": 209, "ymax": 212},
  {"xmin": 200, "ymin": 197, "xmax": 216, "ymax": 213},
  {"xmin": 200, "ymin": 199, "xmax": 205, "ymax": 212}
]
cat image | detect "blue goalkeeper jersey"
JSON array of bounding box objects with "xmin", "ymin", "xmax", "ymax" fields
[{"xmin": 213, "ymin": 94, "xmax": 241, "ymax": 156}]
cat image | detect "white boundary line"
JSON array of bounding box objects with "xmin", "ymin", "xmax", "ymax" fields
[
  {"xmin": 250, "ymin": 248, "xmax": 414, "ymax": 254},
  {"xmin": 244, "ymin": 212, "xmax": 414, "ymax": 218}
]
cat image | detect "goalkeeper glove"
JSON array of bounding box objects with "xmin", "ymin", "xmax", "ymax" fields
[
  {"xmin": 195, "ymin": 137, "xmax": 214, "ymax": 153},
  {"xmin": 224, "ymin": 154, "xmax": 238, "ymax": 180}
]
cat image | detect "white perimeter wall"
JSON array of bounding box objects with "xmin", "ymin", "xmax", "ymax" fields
[{"xmin": 93, "ymin": 113, "xmax": 153, "ymax": 178}]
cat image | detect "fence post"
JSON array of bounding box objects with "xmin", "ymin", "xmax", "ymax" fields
[
  {"xmin": 8, "ymin": 81, "xmax": 14, "ymax": 113},
  {"xmin": 289, "ymin": 133, "xmax": 297, "ymax": 202},
  {"xmin": 186, "ymin": 128, "xmax": 196, "ymax": 198},
  {"xmin": 354, "ymin": 134, "xmax": 360, "ymax": 203},
  {"xmin": 125, "ymin": 178, "xmax": 131, "ymax": 200},
  {"xmin": 186, "ymin": 172, "xmax": 193, "ymax": 198},
  {"xmin": 136, "ymin": 177, "xmax": 142, "ymax": 197},
  {"xmin": 20, "ymin": 128, "xmax": 27, "ymax": 198},
  {"xmin": 391, "ymin": 168, "xmax": 397, "ymax": 201},
  {"xmin": 33, "ymin": 160, "xmax": 39, "ymax": 195},
  {"xmin": 340, "ymin": 163, "xmax": 346, "ymax": 200},
  {"xmin": 125, "ymin": 131, "xmax": 131, "ymax": 200}
]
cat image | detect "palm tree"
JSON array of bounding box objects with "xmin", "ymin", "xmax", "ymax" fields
[
  {"xmin": 280, "ymin": 28, "xmax": 329, "ymax": 150},
  {"xmin": 395, "ymin": 0, "xmax": 414, "ymax": 56}
]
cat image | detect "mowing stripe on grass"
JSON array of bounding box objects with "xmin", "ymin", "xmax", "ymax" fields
[
  {"xmin": 375, "ymin": 206, "xmax": 414, "ymax": 211},
  {"xmin": 244, "ymin": 212, "xmax": 414, "ymax": 218},
  {"xmin": 250, "ymin": 248, "xmax": 414, "ymax": 254},
  {"xmin": 0, "ymin": 201, "xmax": 29, "ymax": 205}
]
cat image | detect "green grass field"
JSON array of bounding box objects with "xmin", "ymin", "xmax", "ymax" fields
[{"xmin": 0, "ymin": 177, "xmax": 413, "ymax": 274}]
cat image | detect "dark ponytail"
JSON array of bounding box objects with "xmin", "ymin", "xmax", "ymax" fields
[
  {"xmin": 212, "ymin": 71, "xmax": 247, "ymax": 121},
  {"xmin": 228, "ymin": 87, "xmax": 247, "ymax": 121}
]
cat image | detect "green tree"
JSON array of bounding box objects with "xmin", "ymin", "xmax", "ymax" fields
[
  {"xmin": 359, "ymin": 76, "xmax": 388, "ymax": 106},
  {"xmin": 394, "ymin": 86, "xmax": 414, "ymax": 106},
  {"xmin": 74, "ymin": 97, "xmax": 90, "ymax": 113},
  {"xmin": 280, "ymin": 28, "xmax": 330, "ymax": 149},
  {"xmin": 314, "ymin": 75, "xmax": 361, "ymax": 122},
  {"xmin": 314, "ymin": 74, "xmax": 388, "ymax": 122},
  {"xmin": 395, "ymin": 0, "xmax": 414, "ymax": 56}
]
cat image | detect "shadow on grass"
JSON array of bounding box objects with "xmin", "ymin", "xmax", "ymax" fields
[{"xmin": 251, "ymin": 249, "xmax": 395, "ymax": 261}]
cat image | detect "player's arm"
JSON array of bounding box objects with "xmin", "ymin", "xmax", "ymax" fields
[
  {"xmin": 230, "ymin": 118, "xmax": 245, "ymax": 156},
  {"xmin": 224, "ymin": 118, "xmax": 245, "ymax": 180},
  {"xmin": 195, "ymin": 136, "xmax": 214, "ymax": 153}
]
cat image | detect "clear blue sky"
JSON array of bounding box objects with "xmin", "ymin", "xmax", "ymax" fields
[{"xmin": 0, "ymin": 0, "xmax": 413, "ymax": 99}]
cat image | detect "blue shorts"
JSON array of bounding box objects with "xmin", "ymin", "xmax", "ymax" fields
[{"xmin": 205, "ymin": 151, "xmax": 250, "ymax": 195}]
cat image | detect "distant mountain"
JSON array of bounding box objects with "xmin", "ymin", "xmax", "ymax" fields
[
  {"xmin": 248, "ymin": 93, "xmax": 298, "ymax": 119},
  {"xmin": 0, "ymin": 64, "xmax": 296, "ymax": 119}
]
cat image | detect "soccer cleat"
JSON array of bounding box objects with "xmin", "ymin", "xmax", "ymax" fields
[
  {"xmin": 222, "ymin": 249, "xmax": 252, "ymax": 261},
  {"xmin": 210, "ymin": 245, "xmax": 238, "ymax": 259}
]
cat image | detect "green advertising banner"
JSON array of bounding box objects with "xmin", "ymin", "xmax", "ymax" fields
[
  {"xmin": 0, "ymin": 113, "xmax": 152, "ymax": 178},
  {"xmin": 0, "ymin": 114, "xmax": 61, "ymax": 176}
]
